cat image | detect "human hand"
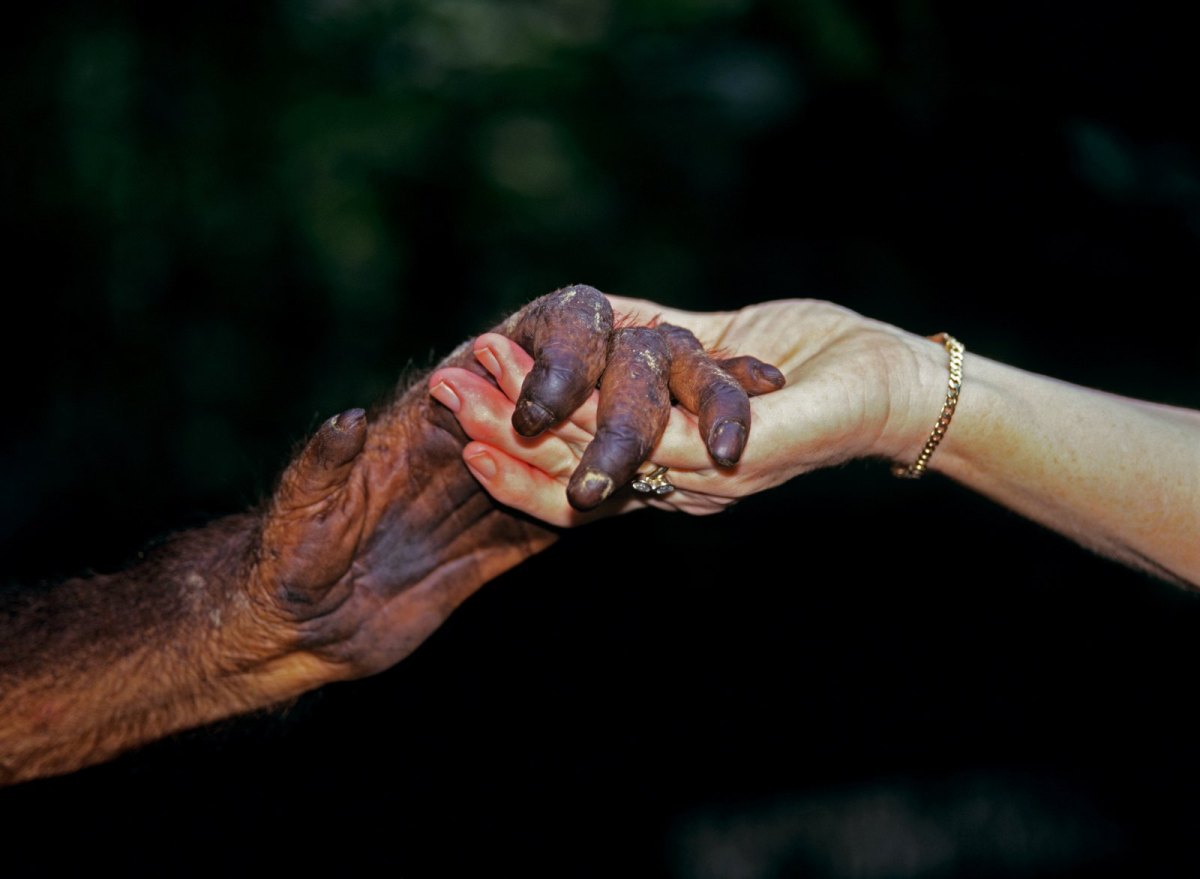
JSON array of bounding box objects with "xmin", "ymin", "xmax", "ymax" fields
[{"xmin": 437, "ymin": 296, "xmax": 949, "ymax": 524}]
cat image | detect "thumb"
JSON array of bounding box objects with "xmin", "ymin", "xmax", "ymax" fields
[
  {"xmin": 259, "ymin": 408, "xmax": 369, "ymax": 609},
  {"xmin": 271, "ymin": 408, "xmax": 368, "ymax": 515}
]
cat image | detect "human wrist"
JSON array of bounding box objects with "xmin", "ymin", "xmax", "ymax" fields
[
  {"xmin": 870, "ymin": 328, "xmax": 964, "ymax": 467},
  {"xmin": 889, "ymin": 333, "xmax": 964, "ymax": 478}
]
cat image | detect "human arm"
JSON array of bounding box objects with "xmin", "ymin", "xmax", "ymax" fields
[
  {"xmin": 445, "ymin": 295, "xmax": 1200, "ymax": 586},
  {"xmin": 914, "ymin": 346, "xmax": 1200, "ymax": 586}
]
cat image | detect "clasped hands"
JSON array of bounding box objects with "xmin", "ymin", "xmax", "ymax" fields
[
  {"xmin": 254, "ymin": 282, "xmax": 929, "ymax": 683},
  {"xmin": 428, "ymin": 285, "xmax": 784, "ymax": 520},
  {"xmin": 9, "ymin": 281, "xmax": 1191, "ymax": 787},
  {"xmin": 428, "ymin": 285, "xmax": 931, "ymax": 523}
]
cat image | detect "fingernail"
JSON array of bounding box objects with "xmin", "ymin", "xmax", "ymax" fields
[
  {"xmin": 756, "ymin": 363, "xmax": 786, "ymax": 390},
  {"xmin": 709, "ymin": 420, "xmax": 747, "ymax": 467},
  {"xmin": 474, "ymin": 346, "xmax": 501, "ymax": 378},
  {"xmin": 330, "ymin": 407, "xmax": 366, "ymax": 431},
  {"xmin": 582, "ymin": 469, "xmax": 615, "ymax": 501},
  {"xmin": 465, "ymin": 449, "xmax": 497, "ymax": 479},
  {"xmin": 567, "ymin": 468, "xmax": 614, "ymax": 511},
  {"xmin": 512, "ymin": 397, "xmax": 554, "ymax": 436},
  {"xmin": 430, "ymin": 381, "xmax": 461, "ymax": 413}
]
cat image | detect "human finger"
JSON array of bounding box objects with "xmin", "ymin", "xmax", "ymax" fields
[
  {"xmin": 462, "ymin": 441, "xmax": 640, "ymax": 528},
  {"xmin": 473, "ymin": 332, "xmax": 535, "ymax": 402},
  {"xmin": 428, "ymin": 366, "xmax": 583, "ymax": 482}
]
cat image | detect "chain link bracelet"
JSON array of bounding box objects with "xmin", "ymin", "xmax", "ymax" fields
[{"xmin": 891, "ymin": 333, "xmax": 964, "ymax": 479}]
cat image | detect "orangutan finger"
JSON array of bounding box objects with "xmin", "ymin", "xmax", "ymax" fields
[
  {"xmin": 507, "ymin": 284, "xmax": 614, "ymax": 437},
  {"xmin": 272, "ymin": 408, "xmax": 367, "ymax": 515},
  {"xmin": 260, "ymin": 408, "xmax": 369, "ymax": 603},
  {"xmin": 657, "ymin": 323, "xmax": 752, "ymax": 467},
  {"xmin": 567, "ymin": 327, "xmax": 672, "ymax": 511},
  {"xmin": 716, "ymin": 355, "xmax": 787, "ymax": 396},
  {"xmin": 474, "ymin": 333, "xmax": 601, "ymax": 440}
]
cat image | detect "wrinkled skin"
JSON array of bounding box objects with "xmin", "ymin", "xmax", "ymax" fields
[{"xmin": 0, "ymin": 284, "xmax": 783, "ymax": 785}]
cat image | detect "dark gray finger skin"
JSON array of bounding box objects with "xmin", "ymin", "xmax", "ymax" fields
[
  {"xmin": 510, "ymin": 284, "xmax": 614, "ymax": 437},
  {"xmin": 567, "ymin": 327, "xmax": 672, "ymax": 511},
  {"xmin": 716, "ymin": 355, "xmax": 787, "ymax": 397},
  {"xmin": 658, "ymin": 323, "xmax": 753, "ymax": 467}
]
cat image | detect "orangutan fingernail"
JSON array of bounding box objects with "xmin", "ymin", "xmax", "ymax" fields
[
  {"xmin": 466, "ymin": 449, "xmax": 497, "ymax": 479},
  {"xmin": 474, "ymin": 346, "xmax": 501, "ymax": 378},
  {"xmin": 430, "ymin": 381, "xmax": 461, "ymax": 413},
  {"xmin": 332, "ymin": 408, "xmax": 366, "ymax": 431},
  {"xmin": 756, "ymin": 362, "xmax": 786, "ymax": 389},
  {"xmin": 709, "ymin": 420, "xmax": 746, "ymax": 467},
  {"xmin": 512, "ymin": 397, "xmax": 555, "ymax": 436},
  {"xmin": 583, "ymin": 469, "xmax": 614, "ymax": 501}
]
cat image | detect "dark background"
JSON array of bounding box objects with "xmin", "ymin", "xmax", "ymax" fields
[{"xmin": 2, "ymin": 2, "xmax": 1198, "ymax": 876}]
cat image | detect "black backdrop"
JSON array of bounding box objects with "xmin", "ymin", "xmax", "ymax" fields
[{"xmin": 3, "ymin": 2, "xmax": 1198, "ymax": 876}]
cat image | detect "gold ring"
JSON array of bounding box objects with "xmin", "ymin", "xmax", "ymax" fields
[{"xmin": 631, "ymin": 465, "xmax": 675, "ymax": 496}]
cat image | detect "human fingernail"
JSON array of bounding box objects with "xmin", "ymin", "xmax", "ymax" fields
[
  {"xmin": 430, "ymin": 381, "xmax": 461, "ymax": 413},
  {"xmin": 709, "ymin": 420, "xmax": 746, "ymax": 467},
  {"xmin": 465, "ymin": 449, "xmax": 497, "ymax": 479},
  {"xmin": 474, "ymin": 346, "xmax": 501, "ymax": 378}
]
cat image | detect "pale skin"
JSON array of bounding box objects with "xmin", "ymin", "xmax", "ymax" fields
[{"xmin": 432, "ymin": 295, "xmax": 1200, "ymax": 587}]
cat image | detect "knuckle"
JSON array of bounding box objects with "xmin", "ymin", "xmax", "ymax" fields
[{"xmin": 527, "ymin": 358, "xmax": 587, "ymax": 408}]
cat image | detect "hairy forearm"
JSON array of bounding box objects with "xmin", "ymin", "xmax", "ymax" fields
[
  {"xmin": 926, "ymin": 349, "xmax": 1200, "ymax": 586},
  {"xmin": 0, "ymin": 331, "xmax": 554, "ymax": 786},
  {"xmin": 0, "ymin": 285, "xmax": 686, "ymax": 786},
  {"xmin": 0, "ymin": 515, "xmax": 279, "ymax": 785}
]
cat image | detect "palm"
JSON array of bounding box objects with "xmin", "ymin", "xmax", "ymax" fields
[{"xmin": 609, "ymin": 296, "xmax": 915, "ymax": 481}]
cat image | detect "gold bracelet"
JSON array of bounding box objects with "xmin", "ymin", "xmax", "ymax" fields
[{"xmin": 891, "ymin": 333, "xmax": 964, "ymax": 479}]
